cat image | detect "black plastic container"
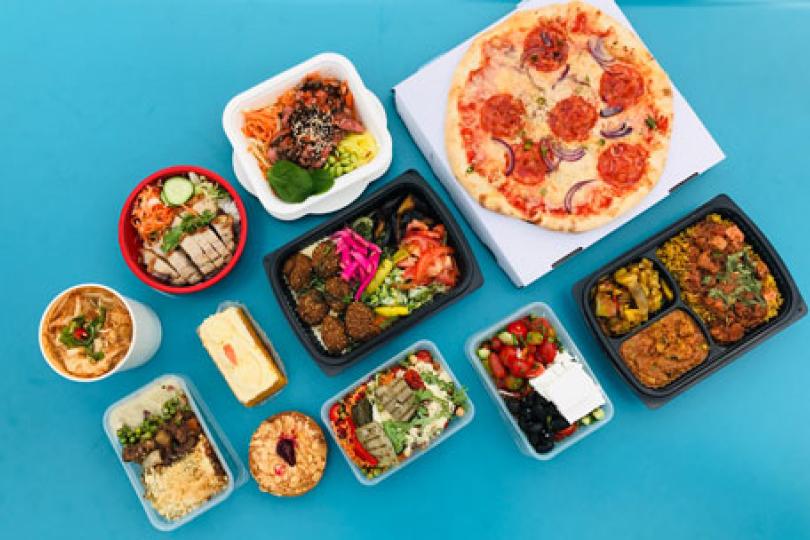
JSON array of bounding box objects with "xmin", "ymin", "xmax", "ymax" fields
[
  {"xmin": 574, "ymin": 194, "xmax": 806, "ymax": 407},
  {"xmin": 264, "ymin": 170, "xmax": 484, "ymax": 375}
]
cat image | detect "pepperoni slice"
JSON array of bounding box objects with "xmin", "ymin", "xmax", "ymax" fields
[
  {"xmin": 547, "ymin": 96, "xmax": 598, "ymax": 142},
  {"xmin": 597, "ymin": 143, "xmax": 648, "ymax": 187},
  {"xmin": 523, "ymin": 24, "xmax": 569, "ymax": 72},
  {"xmin": 512, "ymin": 143, "xmax": 547, "ymax": 185},
  {"xmin": 599, "ymin": 64, "xmax": 645, "ymax": 109},
  {"xmin": 480, "ymin": 94, "xmax": 525, "ymax": 138}
]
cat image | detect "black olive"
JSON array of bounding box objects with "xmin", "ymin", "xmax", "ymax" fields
[
  {"xmin": 534, "ymin": 436, "xmax": 555, "ymax": 454},
  {"xmin": 550, "ymin": 415, "xmax": 570, "ymax": 433},
  {"xmin": 504, "ymin": 397, "xmax": 521, "ymax": 414}
]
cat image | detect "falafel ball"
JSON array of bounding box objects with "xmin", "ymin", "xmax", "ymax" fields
[
  {"xmin": 320, "ymin": 315, "xmax": 349, "ymax": 354},
  {"xmin": 296, "ymin": 290, "xmax": 329, "ymax": 326},
  {"xmin": 283, "ymin": 253, "xmax": 313, "ymax": 291},
  {"xmin": 312, "ymin": 240, "xmax": 341, "ymax": 278},
  {"xmin": 323, "ymin": 276, "xmax": 351, "ymax": 313},
  {"xmin": 344, "ymin": 302, "xmax": 380, "ymax": 342}
]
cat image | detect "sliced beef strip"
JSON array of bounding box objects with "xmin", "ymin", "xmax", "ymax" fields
[
  {"xmin": 180, "ymin": 235, "xmax": 217, "ymax": 276},
  {"xmin": 197, "ymin": 227, "xmax": 232, "ymax": 261},
  {"xmin": 191, "ymin": 230, "xmax": 226, "ymax": 270},
  {"xmin": 142, "ymin": 248, "xmax": 183, "ymax": 284},
  {"xmin": 165, "ymin": 249, "xmax": 203, "ymax": 284},
  {"xmin": 211, "ymin": 215, "xmax": 236, "ymax": 253}
]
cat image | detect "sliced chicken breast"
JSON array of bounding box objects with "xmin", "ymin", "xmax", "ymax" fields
[
  {"xmin": 180, "ymin": 235, "xmax": 216, "ymax": 276},
  {"xmin": 211, "ymin": 215, "xmax": 235, "ymax": 253}
]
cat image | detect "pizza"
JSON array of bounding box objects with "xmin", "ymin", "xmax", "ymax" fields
[{"xmin": 445, "ymin": 1, "xmax": 673, "ymax": 232}]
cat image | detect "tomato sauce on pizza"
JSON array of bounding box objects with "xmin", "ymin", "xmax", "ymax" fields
[{"xmin": 446, "ymin": 1, "xmax": 673, "ymax": 232}]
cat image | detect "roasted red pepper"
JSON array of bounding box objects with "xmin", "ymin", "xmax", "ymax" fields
[
  {"xmin": 328, "ymin": 403, "xmax": 342, "ymax": 422},
  {"xmin": 352, "ymin": 439, "xmax": 378, "ymax": 466},
  {"xmin": 403, "ymin": 369, "xmax": 425, "ymax": 389}
]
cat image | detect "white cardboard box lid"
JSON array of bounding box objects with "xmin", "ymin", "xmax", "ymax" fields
[{"xmin": 393, "ymin": 0, "xmax": 725, "ymax": 287}]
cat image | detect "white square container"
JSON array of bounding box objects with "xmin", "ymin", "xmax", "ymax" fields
[
  {"xmin": 465, "ymin": 302, "xmax": 613, "ymax": 460},
  {"xmin": 223, "ymin": 52, "xmax": 393, "ymax": 220},
  {"xmin": 393, "ymin": 0, "xmax": 725, "ymax": 286},
  {"xmin": 320, "ymin": 339, "xmax": 475, "ymax": 486},
  {"xmin": 102, "ymin": 374, "xmax": 247, "ymax": 531}
]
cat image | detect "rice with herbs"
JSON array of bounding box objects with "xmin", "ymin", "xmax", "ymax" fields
[{"xmin": 656, "ymin": 213, "xmax": 782, "ymax": 343}]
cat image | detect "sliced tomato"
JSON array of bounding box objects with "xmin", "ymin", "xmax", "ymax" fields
[
  {"xmin": 539, "ymin": 340, "xmax": 558, "ymax": 365},
  {"xmin": 525, "ymin": 362, "xmax": 545, "ymax": 378},
  {"xmin": 488, "ymin": 352, "xmax": 507, "ymax": 379},
  {"xmin": 507, "ymin": 320, "xmax": 528, "ymax": 340},
  {"xmin": 554, "ymin": 424, "xmax": 577, "ymax": 441},
  {"xmin": 499, "ymin": 345, "xmax": 518, "ymax": 369},
  {"xmin": 415, "ymin": 350, "xmax": 432, "ymax": 362},
  {"xmin": 490, "ymin": 337, "xmax": 503, "ymax": 352}
]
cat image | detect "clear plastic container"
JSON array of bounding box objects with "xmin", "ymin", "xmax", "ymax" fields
[
  {"xmin": 197, "ymin": 301, "xmax": 288, "ymax": 407},
  {"xmin": 465, "ymin": 302, "xmax": 614, "ymax": 460},
  {"xmin": 222, "ymin": 52, "xmax": 393, "ymax": 221},
  {"xmin": 320, "ymin": 339, "xmax": 475, "ymax": 486},
  {"xmin": 102, "ymin": 374, "xmax": 247, "ymax": 531}
]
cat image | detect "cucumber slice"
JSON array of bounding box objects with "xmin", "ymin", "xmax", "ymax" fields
[
  {"xmin": 592, "ymin": 408, "xmax": 605, "ymax": 421},
  {"xmin": 161, "ymin": 177, "xmax": 194, "ymax": 206}
]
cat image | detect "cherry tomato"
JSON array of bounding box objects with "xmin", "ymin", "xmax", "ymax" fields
[
  {"xmin": 415, "ymin": 350, "xmax": 432, "ymax": 362},
  {"xmin": 539, "ymin": 340, "xmax": 557, "ymax": 365},
  {"xmin": 488, "ymin": 352, "xmax": 507, "ymax": 379},
  {"xmin": 499, "ymin": 345, "xmax": 518, "ymax": 367},
  {"xmin": 490, "ymin": 337, "xmax": 503, "ymax": 352},
  {"xmin": 525, "ymin": 362, "xmax": 545, "ymax": 378},
  {"xmin": 509, "ymin": 358, "xmax": 533, "ymax": 378},
  {"xmin": 507, "ymin": 320, "xmax": 528, "ymax": 340},
  {"xmin": 554, "ymin": 424, "xmax": 577, "ymax": 441}
]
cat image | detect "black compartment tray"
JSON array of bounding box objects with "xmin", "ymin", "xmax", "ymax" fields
[
  {"xmin": 264, "ymin": 170, "xmax": 483, "ymax": 376},
  {"xmin": 573, "ymin": 194, "xmax": 806, "ymax": 407}
]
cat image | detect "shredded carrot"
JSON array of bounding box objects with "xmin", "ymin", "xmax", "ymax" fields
[
  {"xmin": 241, "ymin": 106, "xmax": 278, "ymax": 143},
  {"xmin": 130, "ymin": 184, "xmax": 177, "ymax": 242}
]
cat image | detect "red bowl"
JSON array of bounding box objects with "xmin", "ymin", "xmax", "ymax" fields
[{"xmin": 118, "ymin": 165, "xmax": 248, "ymax": 294}]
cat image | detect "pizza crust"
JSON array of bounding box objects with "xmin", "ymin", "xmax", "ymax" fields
[{"xmin": 446, "ymin": 1, "xmax": 673, "ymax": 233}]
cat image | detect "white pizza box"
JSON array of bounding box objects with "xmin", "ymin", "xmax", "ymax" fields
[{"xmin": 393, "ymin": 0, "xmax": 725, "ymax": 287}]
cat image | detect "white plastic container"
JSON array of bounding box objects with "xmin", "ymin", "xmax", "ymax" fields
[
  {"xmin": 465, "ymin": 302, "xmax": 613, "ymax": 460},
  {"xmin": 223, "ymin": 52, "xmax": 393, "ymax": 220},
  {"xmin": 103, "ymin": 374, "xmax": 247, "ymax": 531},
  {"xmin": 321, "ymin": 339, "xmax": 475, "ymax": 486},
  {"xmin": 38, "ymin": 283, "xmax": 162, "ymax": 383}
]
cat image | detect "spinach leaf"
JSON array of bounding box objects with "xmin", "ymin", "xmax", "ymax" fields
[
  {"xmin": 161, "ymin": 210, "xmax": 216, "ymax": 253},
  {"xmin": 267, "ymin": 160, "xmax": 314, "ymax": 203},
  {"xmin": 310, "ymin": 168, "xmax": 335, "ymax": 195}
]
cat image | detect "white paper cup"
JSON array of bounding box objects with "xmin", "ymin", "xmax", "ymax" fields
[{"xmin": 39, "ymin": 283, "xmax": 162, "ymax": 382}]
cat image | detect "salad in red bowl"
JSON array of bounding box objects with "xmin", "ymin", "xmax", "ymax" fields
[{"xmin": 119, "ymin": 165, "xmax": 248, "ymax": 294}]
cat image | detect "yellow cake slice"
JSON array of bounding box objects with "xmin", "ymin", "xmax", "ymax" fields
[{"xmin": 198, "ymin": 306, "xmax": 287, "ymax": 406}]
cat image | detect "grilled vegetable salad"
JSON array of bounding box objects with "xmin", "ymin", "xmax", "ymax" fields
[
  {"xmin": 328, "ymin": 349, "xmax": 468, "ymax": 479},
  {"xmin": 476, "ymin": 315, "xmax": 606, "ymax": 454},
  {"xmin": 282, "ymin": 193, "xmax": 460, "ymax": 355}
]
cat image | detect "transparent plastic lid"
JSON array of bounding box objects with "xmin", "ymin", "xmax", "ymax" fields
[
  {"xmin": 465, "ymin": 302, "xmax": 614, "ymax": 460},
  {"xmin": 321, "ymin": 339, "xmax": 475, "ymax": 485},
  {"xmin": 102, "ymin": 373, "xmax": 247, "ymax": 531}
]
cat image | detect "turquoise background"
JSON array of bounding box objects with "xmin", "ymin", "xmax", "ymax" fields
[{"xmin": 2, "ymin": 0, "xmax": 808, "ymax": 538}]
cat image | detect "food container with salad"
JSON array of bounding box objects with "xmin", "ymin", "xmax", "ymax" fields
[
  {"xmin": 321, "ymin": 340, "xmax": 473, "ymax": 485},
  {"xmin": 264, "ymin": 170, "xmax": 483, "ymax": 375},
  {"xmin": 466, "ymin": 302, "xmax": 612, "ymax": 460},
  {"xmin": 103, "ymin": 374, "xmax": 247, "ymax": 531},
  {"xmin": 575, "ymin": 195, "xmax": 806, "ymax": 407},
  {"xmin": 223, "ymin": 53, "xmax": 392, "ymax": 220},
  {"xmin": 119, "ymin": 165, "xmax": 248, "ymax": 294}
]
